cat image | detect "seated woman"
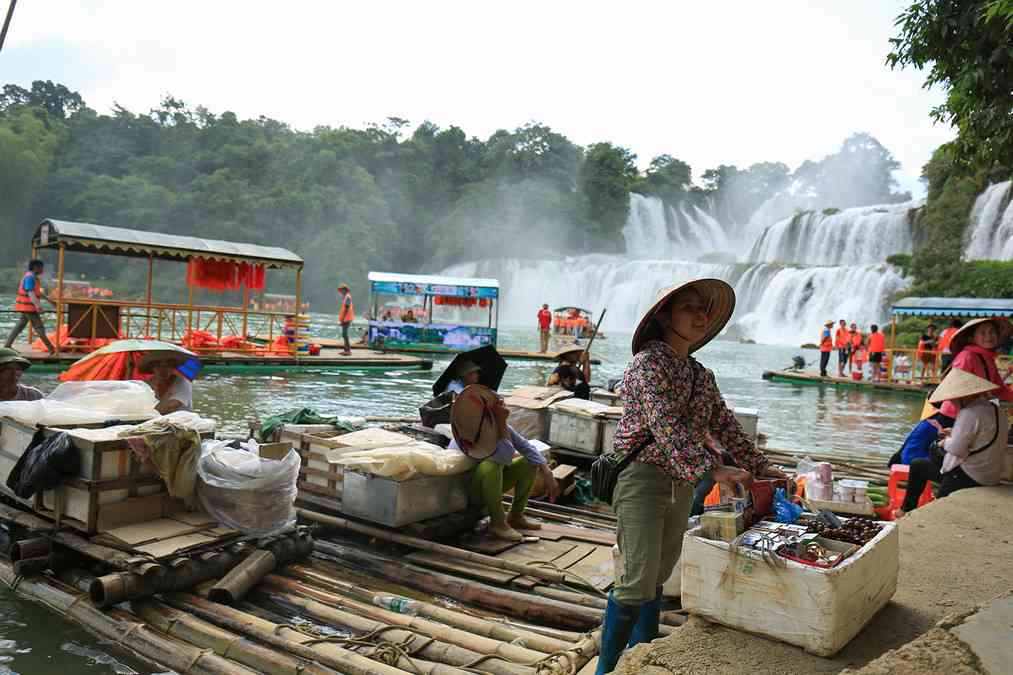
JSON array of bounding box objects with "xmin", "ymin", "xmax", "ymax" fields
[
  {"xmin": 896, "ymin": 368, "xmax": 1008, "ymax": 518},
  {"xmin": 140, "ymin": 353, "xmax": 194, "ymax": 415},
  {"xmin": 450, "ymin": 384, "xmax": 559, "ymax": 542},
  {"xmin": 402, "ymin": 309, "xmax": 417, "ymax": 323},
  {"xmin": 939, "ymin": 318, "xmax": 1013, "ymax": 425},
  {"xmin": 547, "ymin": 348, "xmax": 591, "ymax": 399},
  {"xmin": 443, "ymin": 360, "xmax": 481, "ymax": 395}
]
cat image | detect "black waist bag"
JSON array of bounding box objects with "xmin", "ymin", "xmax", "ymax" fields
[
  {"xmin": 591, "ymin": 442, "xmax": 646, "ymax": 505},
  {"xmin": 419, "ymin": 391, "xmax": 455, "ymax": 428}
]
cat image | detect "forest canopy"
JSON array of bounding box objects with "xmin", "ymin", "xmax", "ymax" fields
[{"xmin": 0, "ymin": 80, "xmax": 908, "ymax": 305}]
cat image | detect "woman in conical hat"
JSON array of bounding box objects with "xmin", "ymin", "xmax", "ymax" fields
[
  {"xmin": 936, "ymin": 317, "xmax": 1013, "ymax": 425},
  {"xmin": 896, "ymin": 368, "xmax": 1008, "ymax": 519},
  {"xmin": 595, "ymin": 279, "xmax": 783, "ymax": 675},
  {"xmin": 449, "ymin": 384, "xmax": 559, "ymax": 542}
]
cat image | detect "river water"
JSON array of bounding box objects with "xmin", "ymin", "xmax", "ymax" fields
[{"xmin": 0, "ymin": 315, "xmax": 923, "ymax": 672}]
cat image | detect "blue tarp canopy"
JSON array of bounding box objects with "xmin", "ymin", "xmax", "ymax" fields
[{"xmin": 891, "ymin": 297, "xmax": 1013, "ymax": 318}]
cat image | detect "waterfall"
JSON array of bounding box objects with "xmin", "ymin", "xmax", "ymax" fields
[
  {"xmin": 748, "ymin": 202, "xmax": 918, "ymax": 265},
  {"xmin": 964, "ymin": 180, "xmax": 1013, "ymax": 261},
  {"xmin": 439, "ymin": 193, "xmax": 914, "ymax": 346}
]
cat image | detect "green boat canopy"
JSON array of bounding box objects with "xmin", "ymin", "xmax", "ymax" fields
[{"xmin": 891, "ymin": 297, "xmax": 1013, "ymax": 318}]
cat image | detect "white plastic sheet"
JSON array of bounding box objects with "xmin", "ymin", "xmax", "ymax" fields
[
  {"xmin": 0, "ymin": 380, "xmax": 158, "ymax": 427},
  {"xmin": 66, "ymin": 411, "xmax": 217, "ymax": 443},
  {"xmin": 329, "ymin": 441, "xmax": 476, "ymax": 481},
  {"xmin": 196, "ymin": 439, "xmax": 299, "ymax": 536}
]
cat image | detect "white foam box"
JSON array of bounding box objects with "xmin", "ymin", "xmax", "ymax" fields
[
  {"xmin": 733, "ymin": 407, "xmax": 759, "ymax": 442},
  {"xmin": 680, "ymin": 522, "xmax": 898, "ymax": 656},
  {"xmin": 504, "ymin": 386, "xmax": 572, "ymax": 442},
  {"xmin": 547, "ymin": 398, "xmax": 619, "ymax": 454}
]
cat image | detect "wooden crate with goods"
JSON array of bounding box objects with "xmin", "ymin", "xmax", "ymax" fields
[
  {"xmin": 502, "ymin": 385, "xmax": 572, "ymax": 442},
  {"xmin": 548, "ymin": 398, "xmax": 622, "ymax": 455},
  {"xmin": 681, "ymin": 513, "xmax": 898, "ymax": 656}
]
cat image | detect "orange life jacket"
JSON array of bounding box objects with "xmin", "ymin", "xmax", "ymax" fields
[
  {"xmin": 13, "ymin": 272, "xmax": 39, "ymax": 313},
  {"xmin": 850, "ymin": 331, "xmax": 863, "ymax": 349},
  {"xmin": 938, "ymin": 327, "xmax": 958, "ymax": 353},
  {"xmin": 868, "ymin": 332, "xmax": 886, "ymax": 353},
  {"xmin": 338, "ymin": 294, "xmax": 355, "ymax": 323},
  {"xmin": 834, "ymin": 327, "xmax": 849, "ymax": 349},
  {"xmin": 820, "ymin": 329, "xmax": 833, "ymax": 352}
]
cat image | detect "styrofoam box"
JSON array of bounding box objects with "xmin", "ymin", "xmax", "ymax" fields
[
  {"xmin": 733, "ymin": 407, "xmax": 759, "ymax": 442},
  {"xmin": 548, "ymin": 408, "xmax": 603, "ymax": 454},
  {"xmin": 602, "ymin": 417, "xmax": 619, "ymax": 453},
  {"xmin": 680, "ymin": 522, "xmax": 898, "ymax": 656}
]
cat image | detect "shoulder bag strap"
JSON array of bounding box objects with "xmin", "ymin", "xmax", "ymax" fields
[{"xmin": 965, "ymin": 403, "xmax": 1001, "ymax": 457}]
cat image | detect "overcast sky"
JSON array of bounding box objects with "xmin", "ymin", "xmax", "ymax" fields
[{"xmin": 2, "ymin": 1, "xmax": 952, "ymax": 197}]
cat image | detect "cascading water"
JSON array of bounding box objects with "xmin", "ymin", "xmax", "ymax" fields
[
  {"xmin": 964, "ymin": 180, "xmax": 1013, "ymax": 261},
  {"xmin": 439, "ymin": 193, "xmax": 915, "ymax": 346}
]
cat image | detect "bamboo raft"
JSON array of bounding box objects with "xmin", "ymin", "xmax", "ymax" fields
[
  {"xmin": 0, "ymin": 493, "xmax": 653, "ymax": 674},
  {"xmin": 762, "ymin": 369, "xmax": 931, "ymax": 397}
]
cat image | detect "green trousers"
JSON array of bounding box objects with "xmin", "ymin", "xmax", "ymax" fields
[
  {"xmin": 470, "ymin": 457, "xmax": 537, "ymax": 523},
  {"xmin": 613, "ymin": 460, "xmax": 694, "ymax": 604}
]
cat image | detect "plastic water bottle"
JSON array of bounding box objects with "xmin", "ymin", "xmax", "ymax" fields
[{"xmin": 373, "ymin": 595, "xmax": 419, "ymax": 615}]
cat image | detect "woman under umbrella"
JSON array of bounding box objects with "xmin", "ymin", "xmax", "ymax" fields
[{"xmin": 596, "ymin": 279, "xmax": 783, "ymax": 674}]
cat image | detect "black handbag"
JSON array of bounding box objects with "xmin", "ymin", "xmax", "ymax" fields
[
  {"xmin": 419, "ymin": 391, "xmax": 455, "ymax": 428},
  {"xmin": 591, "ymin": 362, "xmax": 698, "ymax": 505}
]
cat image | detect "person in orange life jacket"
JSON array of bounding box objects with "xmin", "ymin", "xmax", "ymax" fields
[
  {"xmin": 818, "ymin": 320, "xmax": 833, "ymax": 377},
  {"xmin": 834, "ymin": 319, "xmax": 850, "ymax": 377},
  {"xmin": 938, "ymin": 319, "xmax": 963, "ymax": 370},
  {"xmin": 848, "ymin": 323, "xmax": 862, "ymax": 373},
  {"xmin": 5, "ymin": 260, "xmax": 56, "ymax": 355},
  {"xmin": 853, "ymin": 337, "xmax": 869, "ymax": 378},
  {"xmin": 916, "ymin": 323, "xmax": 939, "ymax": 384},
  {"xmin": 867, "ymin": 324, "xmax": 886, "ymax": 381},
  {"xmin": 337, "ymin": 283, "xmax": 354, "ymax": 356},
  {"xmin": 537, "ymin": 304, "xmax": 552, "ymax": 353}
]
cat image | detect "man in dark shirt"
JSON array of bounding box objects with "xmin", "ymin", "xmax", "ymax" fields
[{"xmin": 0, "ymin": 348, "xmax": 44, "ymax": 401}]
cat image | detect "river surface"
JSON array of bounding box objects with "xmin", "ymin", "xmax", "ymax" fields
[{"xmin": 0, "ymin": 315, "xmax": 924, "ymax": 672}]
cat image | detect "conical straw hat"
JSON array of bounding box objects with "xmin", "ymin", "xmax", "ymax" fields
[
  {"xmin": 450, "ymin": 384, "xmax": 501, "ymax": 460},
  {"xmin": 928, "ymin": 368, "xmax": 998, "ymax": 404},
  {"xmin": 631, "ymin": 278, "xmax": 736, "ymax": 355}
]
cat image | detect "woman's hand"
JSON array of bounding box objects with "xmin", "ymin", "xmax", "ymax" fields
[
  {"xmin": 761, "ymin": 465, "xmax": 788, "ymax": 479},
  {"xmin": 711, "ymin": 465, "xmax": 753, "ymax": 491},
  {"xmin": 539, "ymin": 464, "xmax": 560, "ymax": 502},
  {"xmin": 939, "ymin": 427, "xmax": 952, "ymax": 440}
]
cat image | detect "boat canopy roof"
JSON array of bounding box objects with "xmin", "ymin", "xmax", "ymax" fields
[
  {"xmin": 368, "ymin": 271, "xmax": 499, "ymax": 289},
  {"xmin": 553, "ymin": 306, "xmax": 591, "ymax": 314},
  {"xmin": 891, "ymin": 296, "xmax": 1013, "ymax": 318},
  {"xmin": 33, "ymin": 219, "xmax": 303, "ymax": 269}
]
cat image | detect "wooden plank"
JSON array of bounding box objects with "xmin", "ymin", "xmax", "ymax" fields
[
  {"xmin": 169, "ymin": 511, "xmax": 218, "ymax": 527},
  {"xmin": 566, "ymin": 546, "xmax": 615, "ymax": 592},
  {"xmin": 528, "ymin": 523, "xmax": 616, "ymax": 546},
  {"xmin": 102, "ymin": 518, "xmax": 194, "ymax": 545},
  {"xmin": 406, "ymin": 551, "xmax": 516, "ymax": 584},
  {"xmin": 135, "ymin": 532, "xmax": 216, "ymax": 558},
  {"xmin": 458, "ymin": 535, "xmax": 521, "ymax": 555},
  {"xmin": 553, "ymin": 543, "xmax": 597, "ymax": 571},
  {"xmin": 504, "ymin": 540, "xmax": 579, "ymax": 590}
]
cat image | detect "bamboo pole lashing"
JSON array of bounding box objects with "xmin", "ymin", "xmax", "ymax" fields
[
  {"xmin": 313, "ymin": 540, "xmax": 603, "ymax": 630},
  {"xmin": 254, "ymin": 580, "xmax": 537, "ymax": 675},
  {"xmin": 166, "ymin": 592, "xmax": 457, "ymax": 675},
  {"xmin": 285, "ymin": 563, "xmax": 575, "ymax": 654},
  {"xmin": 263, "ymin": 573, "xmax": 548, "ymax": 666}
]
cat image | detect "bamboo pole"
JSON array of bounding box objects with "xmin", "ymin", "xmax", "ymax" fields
[
  {"xmin": 135, "ymin": 601, "xmax": 338, "ymax": 675},
  {"xmin": 0, "ymin": 502, "xmax": 137, "ymax": 570},
  {"xmin": 256, "ymin": 579, "xmax": 538, "ymax": 675},
  {"xmin": 55, "ymin": 243, "xmax": 65, "ymax": 356},
  {"xmin": 145, "ymin": 254, "xmax": 154, "ymax": 337},
  {"xmin": 300, "ymin": 509, "xmax": 568, "ymax": 585},
  {"xmin": 314, "ymin": 540, "xmax": 602, "ymax": 629},
  {"xmin": 509, "ymin": 497, "xmax": 617, "ymax": 523},
  {"xmin": 285, "ymin": 563, "xmax": 574, "ymax": 654},
  {"xmin": 530, "ymin": 585, "xmax": 608, "ymax": 610},
  {"xmin": 208, "ymin": 548, "xmax": 276, "ymax": 605},
  {"xmin": 166, "ymin": 592, "xmax": 453, "ymax": 675},
  {"xmin": 0, "ymin": 561, "xmax": 254, "ymax": 675}
]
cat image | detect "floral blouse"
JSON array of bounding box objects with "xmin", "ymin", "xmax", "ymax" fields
[{"xmin": 612, "ymin": 340, "xmax": 768, "ymax": 483}]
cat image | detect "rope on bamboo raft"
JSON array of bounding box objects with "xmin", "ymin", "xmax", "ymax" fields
[
  {"xmin": 523, "ymin": 560, "xmax": 607, "ymax": 598},
  {"xmin": 283, "ymin": 620, "xmax": 586, "ymax": 675}
]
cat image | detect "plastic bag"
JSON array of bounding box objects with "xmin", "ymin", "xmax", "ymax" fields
[
  {"xmin": 0, "ymin": 381, "xmax": 158, "ymax": 427},
  {"xmin": 196, "ymin": 439, "xmax": 299, "ymax": 536},
  {"xmin": 6, "ymin": 431, "xmax": 80, "ymax": 498},
  {"xmin": 773, "ymin": 487, "xmax": 803, "ymax": 524},
  {"xmin": 330, "ymin": 441, "xmax": 476, "ymax": 481}
]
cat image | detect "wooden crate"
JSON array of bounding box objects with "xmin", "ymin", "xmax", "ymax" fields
[{"xmin": 680, "ymin": 522, "xmax": 898, "ymax": 656}]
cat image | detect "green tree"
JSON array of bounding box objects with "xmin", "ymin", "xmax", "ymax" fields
[
  {"xmin": 579, "ymin": 142, "xmax": 638, "ymax": 247},
  {"xmin": 888, "ymin": 0, "xmax": 1013, "ymax": 168}
]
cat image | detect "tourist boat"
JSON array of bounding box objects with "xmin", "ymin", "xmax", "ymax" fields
[
  {"xmin": 553, "ymin": 306, "xmax": 605, "ymax": 340},
  {"xmin": 5, "ymin": 219, "xmax": 430, "ymax": 373}
]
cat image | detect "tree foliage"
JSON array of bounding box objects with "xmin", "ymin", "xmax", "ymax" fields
[{"xmin": 888, "ymin": 0, "xmax": 1013, "ymax": 168}]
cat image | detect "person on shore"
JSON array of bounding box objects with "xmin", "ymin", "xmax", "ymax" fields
[
  {"xmin": 450, "ymin": 384, "xmax": 559, "ymax": 541},
  {"xmin": 403, "ymin": 308, "xmax": 416, "ymax": 323},
  {"xmin": 938, "ymin": 319, "xmax": 963, "ymax": 370},
  {"xmin": 4, "ymin": 260, "xmax": 56, "ymax": 355},
  {"xmin": 597, "ymin": 279, "xmax": 783, "ymax": 675},
  {"xmin": 868, "ymin": 324, "xmax": 886, "ymax": 381},
  {"xmin": 537, "ymin": 304, "xmax": 552, "ymax": 353},
  {"xmin": 852, "ymin": 338, "xmax": 868, "ymax": 378},
  {"xmin": 938, "ymin": 318, "xmax": 1013, "ymax": 425},
  {"xmin": 0, "ymin": 348, "xmax": 45, "ymax": 402},
  {"xmin": 140, "ymin": 353, "xmax": 194, "ymax": 415},
  {"xmin": 917, "ymin": 323, "xmax": 939, "ymax": 384},
  {"xmin": 547, "ymin": 347, "xmax": 591, "ymax": 399},
  {"xmin": 834, "ymin": 319, "xmax": 850, "ymax": 377},
  {"xmin": 848, "ymin": 323, "xmax": 862, "ymax": 373},
  {"xmin": 818, "ymin": 320, "xmax": 833, "ymax": 377},
  {"xmin": 443, "ymin": 360, "xmax": 482, "ymax": 395},
  {"xmin": 337, "ymin": 283, "xmax": 354, "ymax": 356},
  {"xmin": 895, "ymin": 369, "xmax": 1008, "ymax": 518}
]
